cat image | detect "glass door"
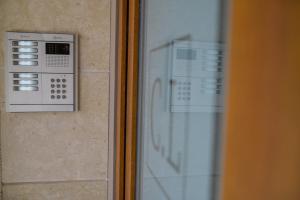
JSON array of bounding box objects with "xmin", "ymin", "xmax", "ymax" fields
[{"xmin": 136, "ymin": 0, "xmax": 229, "ymax": 199}]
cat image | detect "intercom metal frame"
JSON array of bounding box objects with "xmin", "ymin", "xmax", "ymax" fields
[
  {"xmin": 169, "ymin": 40, "xmax": 224, "ymax": 113},
  {"xmin": 4, "ymin": 32, "xmax": 78, "ymax": 112}
]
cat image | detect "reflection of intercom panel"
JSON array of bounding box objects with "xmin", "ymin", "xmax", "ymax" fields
[
  {"xmin": 169, "ymin": 41, "xmax": 224, "ymax": 112},
  {"xmin": 5, "ymin": 32, "xmax": 77, "ymax": 112}
]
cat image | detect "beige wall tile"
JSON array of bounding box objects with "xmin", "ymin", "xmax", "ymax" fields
[
  {"xmin": 3, "ymin": 180, "xmax": 107, "ymax": 200},
  {"xmin": 1, "ymin": 72, "xmax": 109, "ymax": 183},
  {"xmin": 0, "ymin": 68, "xmax": 4, "ymax": 103},
  {"xmin": 0, "ymin": 106, "xmax": 2, "ymax": 200},
  {"xmin": 0, "ymin": 7, "xmax": 4, "ymax": 68},
  {"xmin": 0, "ymin": 0, "xmax": 110, "ymax": 70},
  {"xmin": 0, "ymin": 37, "xmax": 3, "ymax": 69},
  {"xmin": 0, "ymin": 0, "xmax": 111, "ymax": 198}
]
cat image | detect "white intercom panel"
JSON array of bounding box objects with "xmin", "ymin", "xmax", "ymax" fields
[
  {"xmin": 5, "ymin": 32, "xmax": 77, "ymax": 112},
  {"xmin": 169, "ymin": 41, "xmax": 224, "ymax": 112}
]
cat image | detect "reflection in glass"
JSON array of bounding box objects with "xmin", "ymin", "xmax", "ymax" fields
[{"xmin": 137, "ymin": 0, "xmax": 229, "ymax": 199}]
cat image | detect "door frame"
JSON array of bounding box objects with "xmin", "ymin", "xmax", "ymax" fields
[
  {"xmin": 113, "ymin": 1, "xmax": 300, "ymax": 200},
  {"xmin": 114, "ymin": 0, "xmax": 140, "ymax": 199}
]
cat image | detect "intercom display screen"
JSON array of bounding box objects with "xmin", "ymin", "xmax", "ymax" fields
[{"xmin": 46, "ymin": 43, "xmax": 70, "ymax": 55}]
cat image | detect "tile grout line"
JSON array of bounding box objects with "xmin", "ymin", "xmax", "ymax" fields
[
  {"xmin": 80, "ymin": 69, "xmax": 110, "ymax": 73},
  {"xmin": 2, "ymin": 178, "xmax": 109, "ymax": 186},
  {"xmin": 0, "ymin": 68, "xmax": 109, "ymax": 73}
]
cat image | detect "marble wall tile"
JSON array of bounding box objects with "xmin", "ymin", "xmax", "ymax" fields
[
  {"xmin": 0, "ymin": 0, "xmax": 110, "ymax": 70},
  {"xmin": 0, "ymin": 105, "xmax": 2, "ymax": 200},
  {"xmin": 0, "ymin": 38, "xmax": 3, "ymax": 69},
  {"xmin": 0, "ymin": 7, "xmax": 4, "ymax": 68},
  {"xmin": 0, "ymin": 0, "xmax": 111, "ymax": 198},
  {"xmin": 0, "ymin": 68, "xmax": 4, "ymax": 103},
  {"xmin": 1, "ymin": 72, "xmax": 109, "ymax": 183},
  {"xmin": 3, "ymin": 180, "xmax": 107, "ymax": 200}
]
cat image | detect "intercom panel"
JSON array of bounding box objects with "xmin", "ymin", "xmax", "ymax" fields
[
  {"xmin": 169, "ymin": 41, "xmax": 224, "ymax": 112},
  {"xmin": 5, "ymin": 32, "xmax": 77, "ymax": 112}
]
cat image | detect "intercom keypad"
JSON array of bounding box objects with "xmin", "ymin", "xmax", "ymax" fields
[
  {"xmin": 174, "ymin": 81, "xmax": 191, "ymax": 102},
  {"xmin": 43, "ymin": 74, "xmax": 73, "ymax": 105},
  {"xmin": 49, "ymin": 78, "xmax": 68, "ymax": 99}
]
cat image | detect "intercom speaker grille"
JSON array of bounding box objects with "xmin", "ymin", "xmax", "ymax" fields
[
  {"xmin": 46, "ymin": 55, "xmax": 69, "ymax": 68},
  {"xmin": 176, "ymin": 48, "xmax": 197, "ymax": 60}
]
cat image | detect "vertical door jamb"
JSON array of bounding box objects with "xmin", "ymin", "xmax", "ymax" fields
[{"xmin": 114, "ymin": 0, "xmax": 140, "ymax": 199}]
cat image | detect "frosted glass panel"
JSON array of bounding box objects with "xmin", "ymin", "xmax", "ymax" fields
[{"xmin": 137, "ymin": 0, "xmax": 229, "ymax": 199}]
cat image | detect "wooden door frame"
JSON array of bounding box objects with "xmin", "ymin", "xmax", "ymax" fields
[
  {"xmin": 113, "ymin": 1, "xmax": 300, "ymax": 200},
  {"xmin": 114, "ymin": 0, "xmax": 140, "ymax": 199}
]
